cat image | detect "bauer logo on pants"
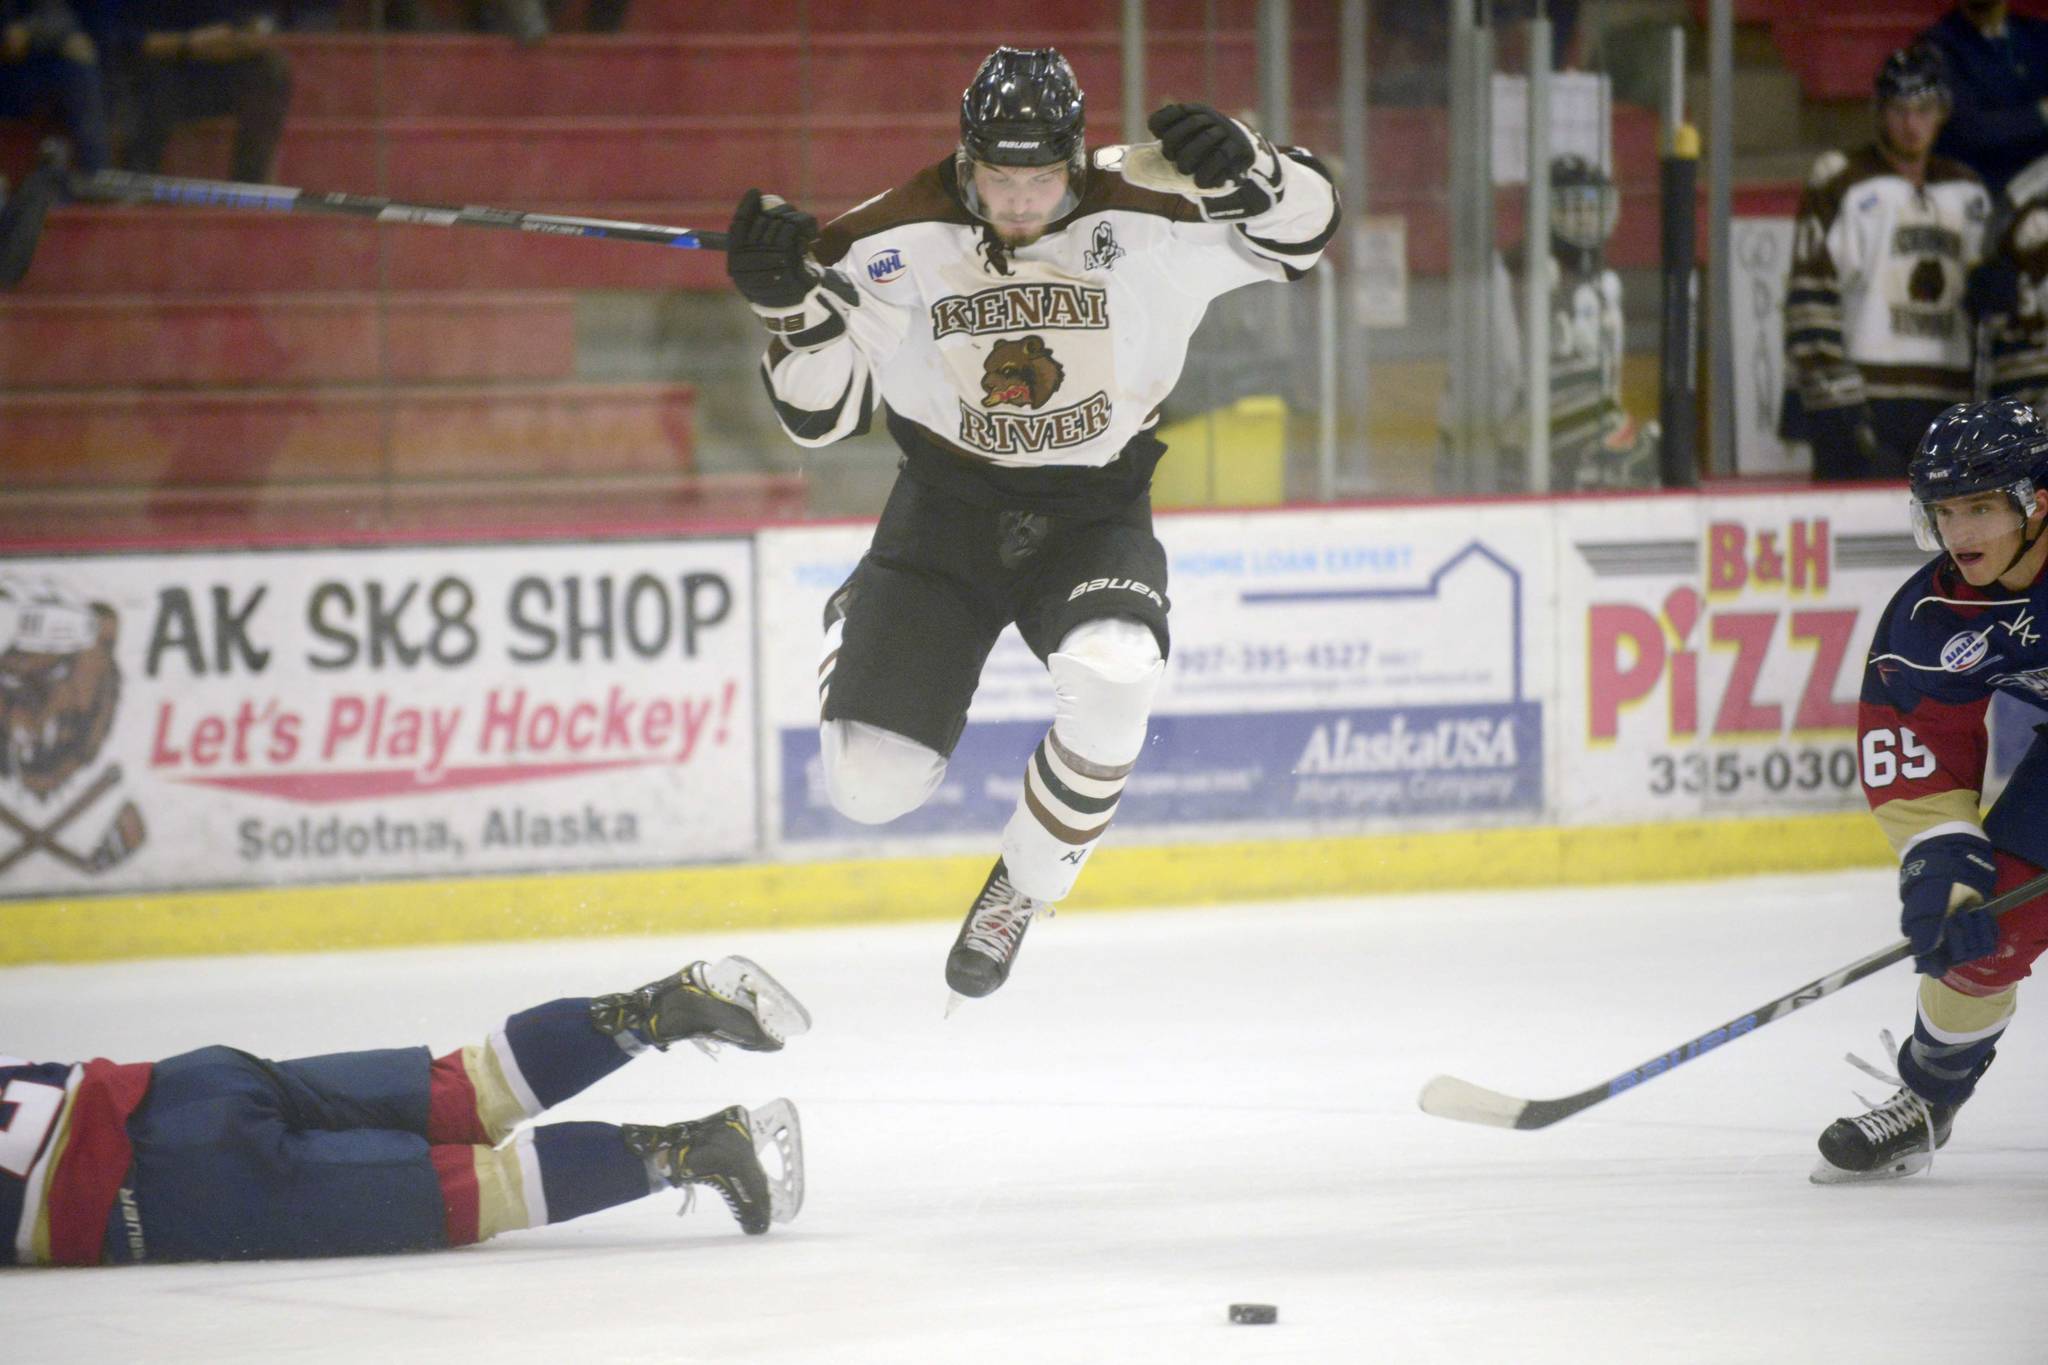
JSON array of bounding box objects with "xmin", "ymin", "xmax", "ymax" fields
[{"xmin": 0, "ymin": 576, "xmax": 148, "ymax": 877}]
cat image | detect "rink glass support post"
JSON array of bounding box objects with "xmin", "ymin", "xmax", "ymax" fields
[
  {"xmin": 1522, "ymin": 10, "xmax": 1553, "ymax": 495},
  {"xmin": 1658, "ymin": 25, "xmax": 1701, "ymax": 488}
]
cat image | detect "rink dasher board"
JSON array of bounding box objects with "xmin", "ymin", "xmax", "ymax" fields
[
  {"xmin": 8, "ymin": 487, "xmax": 2006, "ymax": 958},
  {"xmin": 0, "ymin": 538, "xmax": 760, "ymax": 898},
  {"xmin": 756, "ymin": 503, "xmax": 1556, "ymax": 854}
]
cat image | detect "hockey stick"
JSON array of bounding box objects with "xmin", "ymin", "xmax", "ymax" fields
[
  {"xmin": 1418, "ymin": 866, "xmax": 2048, "ymax": 1131},
  {"xmin": 0, "ymin": 148, "xmax": 728, "ymax": 289},
  {"xmin": 0, "ymin": 141, "xmax": 68, "ymax": 288}
]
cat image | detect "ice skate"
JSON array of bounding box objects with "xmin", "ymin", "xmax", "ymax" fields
[
  {"xmin": 1811, "ymin": 1031, "xmax": 1961, "ymax": 1184},
  {"xmin": 945, "ymin": 858, "xmax": 1049, "ymax": 1001},
  {"xmin": 623, "ymin": 1099, "xmax": 804, "ymax": 1235},
  {"xmin": 590, "ymin": 956, "xmax": 812, "ymax": 1058},
  {"xmin": 1812, "ymin": 1085, "xmax": 1957, "ymax": 1184}
]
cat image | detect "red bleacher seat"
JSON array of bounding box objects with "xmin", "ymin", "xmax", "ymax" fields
[
  {"xmin": 1772, "ymin": 15, "xmax": 1933, "ymax": 102},
  {"xmin": 0, "ymin": 292, "xmax": 576, "ymax": 386},
  {"xmin": 283, "ymin": 35, "xmax": 804, "ymax": 119},
  {"xmin": 0, "ymin": 382, "xmax": 696, "ymax": 488},
  {"xmin": 613, "ymin": 1, "xmax": 1276, "ymax": 36}
]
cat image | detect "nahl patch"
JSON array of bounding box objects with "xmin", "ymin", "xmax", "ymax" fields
[
  {"xmin": 1068, "ymin": 577, "xmax": 1164, "ymax": 608},
  {"xmin": 866, "ymin": 248, "xmax": 905, "ymax": 284}
]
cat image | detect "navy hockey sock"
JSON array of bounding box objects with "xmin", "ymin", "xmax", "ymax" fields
[
  {"xmin": 499, "ymin": 996, "xmax": 635, "ymax": 1110},
  {"xmin": 532, "ymin": 1121, "xmax": 660, "ymax": 1225},
  {"xmin": 1897, "ymin": 1017, "xmax": 2001, "ymax": 1108}
]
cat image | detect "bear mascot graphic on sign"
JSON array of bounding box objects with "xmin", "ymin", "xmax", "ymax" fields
[{"xmin": 0, "ymin": 578, "xmax": 146, "ymax": 875}]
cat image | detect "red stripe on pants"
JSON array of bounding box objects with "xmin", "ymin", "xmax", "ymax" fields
[
  {"xmin": 429, "ymin": 1145, "xmax": 482, "ymax": 1247},
  {"xmin": 427, "ymin": 1050, "xmax": 490, "ymax": 1144}
]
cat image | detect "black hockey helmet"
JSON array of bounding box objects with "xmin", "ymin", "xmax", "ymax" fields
[
  {"xmin": 1550, "ymin": 154, "xmax": 1618, "ymax": 251},
  {"xmin": 1875, "ymin": 44, "xmax": 1951, "ymax": 109},
  {"xmin": 957, "ymin": 46, "xmax": 1087, "ymax": 226},
  {"xmin": 960, "ymin": 47, "xmax": 1085, "ymax": 168},
  {"xmin": 1907, "ymin": 398, "xmax": 2048, "ymax": 550}
]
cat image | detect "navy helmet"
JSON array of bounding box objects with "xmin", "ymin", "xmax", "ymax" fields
[
  {"xmin": 1875, "ymin": 45, "xmax": 1951, "ymax": 109},
  {"xmin": 1907, "ymin": 398, "xmax": 2048, "ymax": 549}
]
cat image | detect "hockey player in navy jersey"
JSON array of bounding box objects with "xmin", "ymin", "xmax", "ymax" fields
[
  {"xmin": 1813, "ymin": 397, "xmax": 2048, "ymax": 1182},
  {"xmin": 722, "ymin": 46, "xmax": 1339, "ymax": 1001},
  {"xmin": 1, "ymin": 957, "xmax": 807, "ymax": 1264}
]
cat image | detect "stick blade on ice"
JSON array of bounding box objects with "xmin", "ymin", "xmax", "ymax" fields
[{"xmin": 1417, "ymin": 1075, "xmax": 1530, "ymax": 1129}]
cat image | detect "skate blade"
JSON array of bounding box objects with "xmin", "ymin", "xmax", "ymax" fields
[
  {"xmin": 944, "ymin": 990, "xmax": 971, "ymax": 1018},
  {"xmin": 748, "ymin": 1097, "xmax": 805, "ymax": 1225},
  {"xmin": 1808, "ymin": 1150, "xmax": 1933, "ymax": 1185},
  {"xmin": 706, "ymin": 955, "xmax": 814, "ymax": 1044}
]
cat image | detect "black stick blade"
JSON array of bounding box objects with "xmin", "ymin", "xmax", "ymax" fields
[{"xmin": 0, "ymin": 140, "xmax": 69, "ymax": 289}]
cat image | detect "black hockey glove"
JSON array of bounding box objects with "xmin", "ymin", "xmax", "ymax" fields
[
  {"xmin": 1146, "ymin": 102, "xmax": 1281, "ymax": 221},
  {"xmin": 1899, "ymin": 833, "xmax": 2001, "ymax": 977},
  {"xmin": 1148, "ymin": 102, "xmax": 1255, "ymax": 188},
  {"xmin": 1803, "ymin": 401, "xmax": 1883, "ymax": 480},
  {"xmin": 1964, "ymin": 259, "xmax": 2020, "ymax": 321},
  {"xmin": 726, "ymin": 188, "xmax": 820, "ymax": 309}
]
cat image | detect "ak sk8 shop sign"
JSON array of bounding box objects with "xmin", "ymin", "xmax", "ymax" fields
[{"xmin": 0, "ymin": 539, "xmax": 759, "ymax": 896}]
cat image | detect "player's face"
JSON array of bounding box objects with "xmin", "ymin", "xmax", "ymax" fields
[
  {"xmin": 1880, "ymin": 98, "xmax": 1946, "ymax": 159},
  {"xmin": 1933, "ymin": 491, "xmax": 2032, "ymax": 584},
  {"xmin": 971, "ymin": 160, "xmax": 1071, "ymax": 246}
]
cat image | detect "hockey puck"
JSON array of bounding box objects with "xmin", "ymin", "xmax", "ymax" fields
[{"xmin": 1228, "ymin": 1303, "xmax": 1277, "ymax": 1325}]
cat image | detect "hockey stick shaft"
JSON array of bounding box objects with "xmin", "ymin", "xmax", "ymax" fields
[
  {"xmin": 1419, "ymin": 866, "xmax": 2048, "ymax": 1131},
  {"xmin": 64, "ymin": 167, "xmax": 730, "ymax": 250}
]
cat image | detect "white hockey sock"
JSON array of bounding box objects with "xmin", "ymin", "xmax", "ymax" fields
[{"xmin": 1001, "ymin": 617, "xmax": 1161, "ymax": 902}]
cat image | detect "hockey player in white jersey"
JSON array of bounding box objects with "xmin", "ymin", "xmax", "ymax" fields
[
  {"xmin": 723, "ymin": 46, "xmax": 1339, "ymax": 1000},
  {"xmin": 1784, "ymin": 46, "xmax": 1991, "ymax": 480}
]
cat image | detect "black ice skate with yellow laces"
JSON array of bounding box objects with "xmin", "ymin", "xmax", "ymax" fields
[
  {"xmin": 590, "ymin": 956, "xmax": 811, "ymax": 1058},
  {"xmin": 623, "ymin": 1100, "xmax": 805, "ymax": 1234}
]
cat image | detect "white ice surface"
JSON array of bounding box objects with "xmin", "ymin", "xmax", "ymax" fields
[{"xmin": 3, "ymin": 869, "xmax": 2045, "ymax": 1364}]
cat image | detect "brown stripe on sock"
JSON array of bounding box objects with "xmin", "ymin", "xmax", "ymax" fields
[
  {"xmin": 1048, "ymin": 729, "xmax": 1135, "ymax": 783},
  {"xmin": 1025, "ymin": 781, "xmax": 1114, "ymax": 845}
]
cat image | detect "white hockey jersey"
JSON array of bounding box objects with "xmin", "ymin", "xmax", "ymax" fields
[
  {"xmin": 1785, "ymin": 145, "xmax": 1989, "ymax": 411},
  {"xmin": 756, "ymin": 146, "xmax": 1338, "ymax": 475}
]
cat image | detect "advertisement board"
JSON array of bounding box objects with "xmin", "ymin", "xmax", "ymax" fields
[
  {"xmin": 1555, "ymin": 487, "xmax": 1926, "ymax": 823},
  {"xmin": 758, "ymin": 504, "xmax": 1554, "ymax": 853},
  {"xmin": 0, "ymin": 538, "xmax": 758, "ymax": 896}
]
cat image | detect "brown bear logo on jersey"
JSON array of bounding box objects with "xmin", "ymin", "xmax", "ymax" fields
[
  {"xmin": 980, "ymin": 334, "xmax": 1065, "ymax": 410},
  {"xmin": 0, "ymin": 579, "xmax": 147, "ymax": 877},
  {"xmin": 1908, "ymin": 257, "xmax": 1947, "ymax": 303}
]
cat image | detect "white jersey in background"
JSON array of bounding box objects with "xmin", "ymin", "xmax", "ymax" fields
[{"xmin": 1786, "ymin": 144, "xmax": 1990, "ymax": 412}]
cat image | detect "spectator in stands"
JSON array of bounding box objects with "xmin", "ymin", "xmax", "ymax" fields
[
  {"xmin": 1783, "ymin": 47, "xmax": 1990, "ymax": 482},
  {"xmin": 113, "ymin": 0, "xmax": 291, "ymax": 183},
  {"xmin": 0, "ymin": 0, "xmax": 111, "ymax": 172},
  {"xmin": 1920, "ymin": 0, "xmax": 2048, "ymax": 197}
]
